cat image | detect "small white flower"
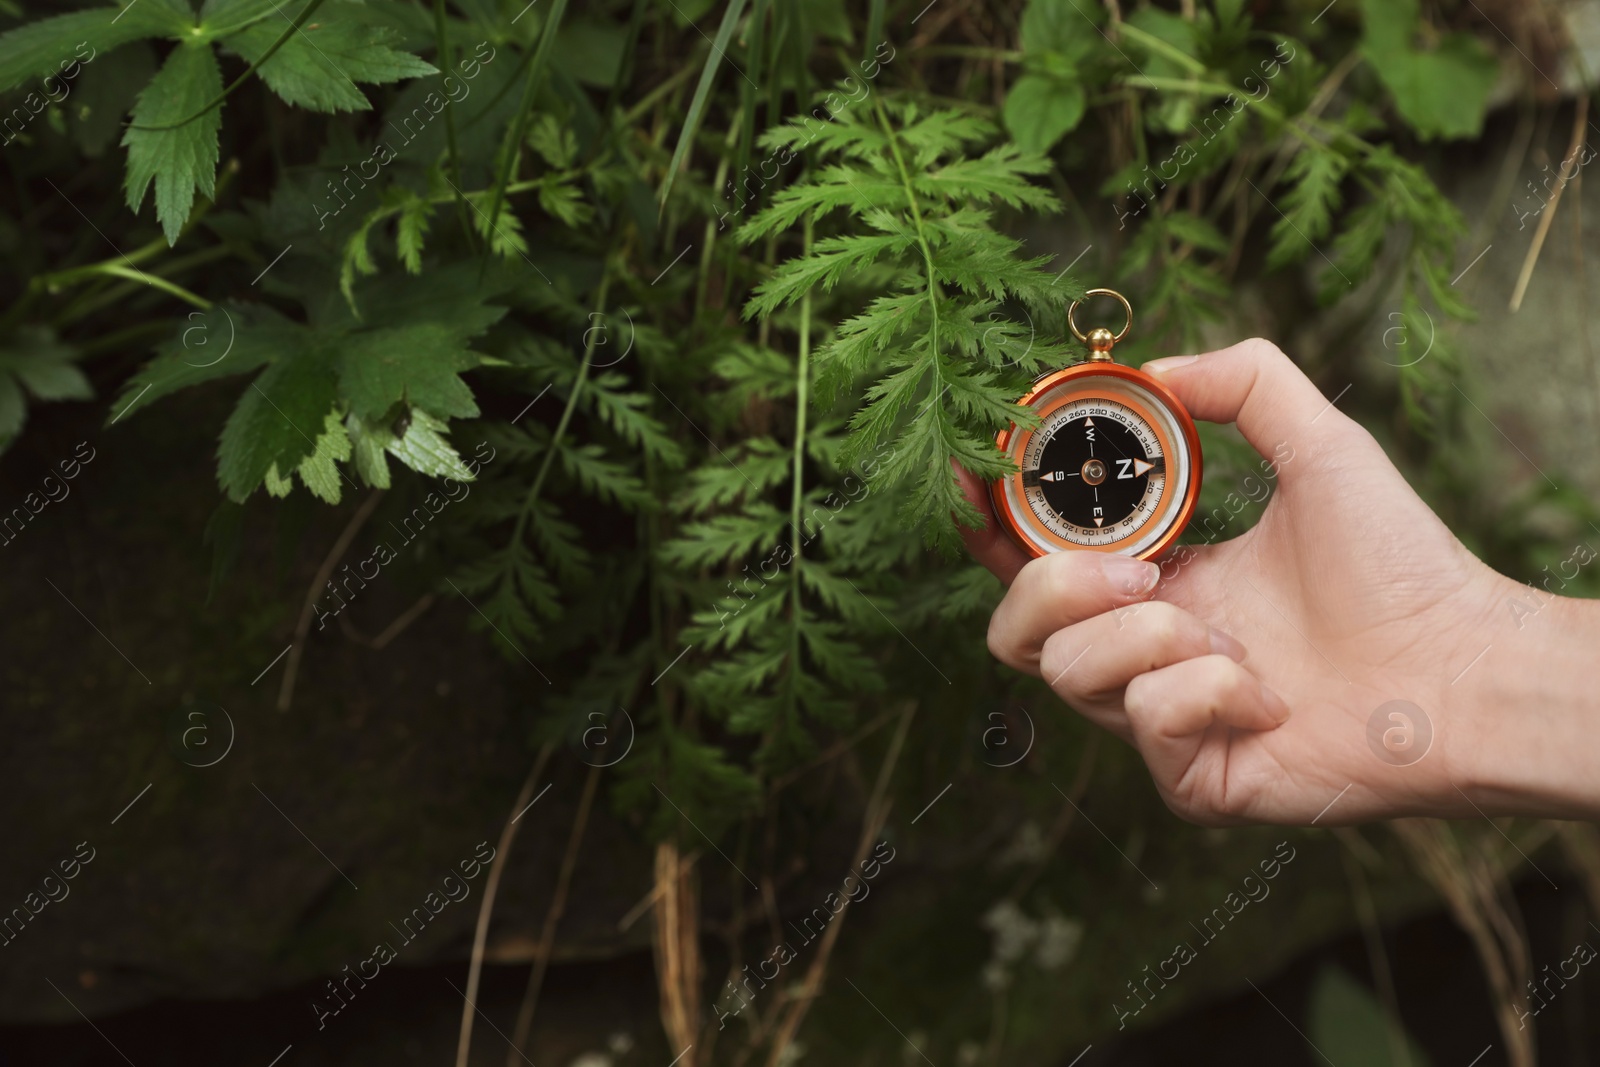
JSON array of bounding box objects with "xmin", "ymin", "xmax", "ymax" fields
[
  {"xmin": 1035, "ymin": 915, "xmax": 1083, "ymax": 970},
  {"xmin": 997, "ymin": 821, "xmax": 1047, "ymax": 866},
  {"xmin": 981, "ymin": 899, "xmax": 1039, "ymax": 965},
  {"xmin": 981, "ymin": 960, "xmax": 1011, "ymax": 991}
]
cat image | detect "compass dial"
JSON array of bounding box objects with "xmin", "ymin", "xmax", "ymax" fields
[{"xmin": 992, "ymin": 364, "xmax": 1200, "ymax": 559}]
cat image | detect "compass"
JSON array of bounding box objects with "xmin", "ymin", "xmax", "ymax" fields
[{"xmin": 990, "ymin": 289, "xmax": 1202, "ymax": 560}]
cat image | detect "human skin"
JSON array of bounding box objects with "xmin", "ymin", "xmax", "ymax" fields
[{"xmin": 958, "ymin": 338, "xmax": 1600, "ymax": 827}]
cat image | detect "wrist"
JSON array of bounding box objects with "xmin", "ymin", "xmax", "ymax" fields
[{"xmin": 1452, "ymin": 573, "xmax": 1600, "ymax": 820}]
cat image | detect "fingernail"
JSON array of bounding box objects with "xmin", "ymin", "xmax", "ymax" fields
[
  {"xmin": 1143, "ymin": 354, "xmax": 1199, "ymax": 375},
  {"xmin": 1102, "ymin": 555, "xmax": 1160, "ymax": 597},
  {"xmin": 1261, "ymin": 685, "xmax": 1290, "ymax": 724},
  {"xmin": 1209, "ymin": 627, "xmax": 1247, "ymax": 662}
]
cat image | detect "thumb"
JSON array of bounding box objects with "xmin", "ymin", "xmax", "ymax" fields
[{"xmin": 1143, "ymin": 338, "xmax": 1348, "ymax": 471}]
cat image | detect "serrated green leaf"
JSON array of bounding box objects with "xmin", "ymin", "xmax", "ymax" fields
[
  {"xmin": 395, "ymin": 193, "xmax": 432, "ymax": 273},
  {"xmin": 296, "ymin": 410, "xmax": 352, "ymax": 503},
  {"xmin": 122, "ymin": 42, "xmax": 223, "ymax": 245},
  {"xmin": 345, "ymin": 413, "xmax": 393, "ymax": 488},
  {"xmin": 1165, "ymin": 210, "xmax": 1229, "ymax": 254},
  {"xmin": 386, "ymin": 408, "xmax": 472, "ymax": 479},
  {"xmin": 263, "ymin": 461, "xmax": 294, "ymax": 497},
  {"xmin": 0, "ymin": 3, "xmax": 188, "ymax": 95},
  {"xmin": 1268, "ymin": 148, "xmax": 1349, "ymax": 269},
  {"xmin": 337, "ymin": 321, "xmax": 487, "ymax": 421},
  {"xmin": 0, "ymin": 327, "xmax": 90, "ymax": 401},
  {"xmin": 222, "ymin": 18, "xmax": 436, "ymax": 113},
  {"xmin": 109, "ymin": 303, "xmax": 295, "ymax": 423},
  {"xmin": 217, "ymin": 347, "xmax": 338, "ymax": 502}
]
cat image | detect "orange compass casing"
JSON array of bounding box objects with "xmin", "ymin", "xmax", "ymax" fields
[{"xmin": 989, "ymin": 290, "xmax": 1203, "ymax": 561}]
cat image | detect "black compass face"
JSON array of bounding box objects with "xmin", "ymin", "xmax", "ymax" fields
[
  {"xmin": 1017, "ymin": 396, "xmax": 1171, "ymax": 547},
  {"xmin": 1021, "ymin": 409, "xmax": 1166, "ymax": 538}
]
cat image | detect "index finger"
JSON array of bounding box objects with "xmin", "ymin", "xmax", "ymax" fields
[{"xmin": 953, "ymin": 459, "xmax": 1032, "ymax": 585}]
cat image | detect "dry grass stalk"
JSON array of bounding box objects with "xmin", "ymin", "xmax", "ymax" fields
[
  {"xmin": 1391, "ymin": 819, "xmax": 1534, "ymax": 1067},
  {"xmin": 654, "ymin": 839, "xmax": 703, "ymax": 1067},
  {"xmin": 454, "ymin": 741, "xmax": 557, "ymax": 1067},
  {"xmin": 1511, "ymin": 93, "xmax": 1589, "ymax": 311},
  {"xmin": 761, "ymin": 704, "xmax": 917, "ymax": 1067},
  {"xmin": 506, "ymin": 761, "xmax": 604, "ymax": 1065}
]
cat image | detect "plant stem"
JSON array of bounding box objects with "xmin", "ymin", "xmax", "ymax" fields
[
  {"xmin": 786, "ymin": 215, "xmax": 812, "ymax": 724},
  {"xmin": 874, "ymin": 96, "xmax": 944, "ymax": 410},
  {"xmin": 510, "ymin": 267, "xmax": 612, "ymax": 549}
]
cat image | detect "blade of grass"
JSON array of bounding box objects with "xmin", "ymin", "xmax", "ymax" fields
[
  {"xmin": 720, "ymin": 0, "xmax": 768, "ymax": 298},
  {"xmin": 433, "ymin": 0, "xmax": 475, "ymax": 249},
  {"xmin": 864, "ymin": 0, "xmax": 884, "ymax": 63},
  {"xmin": 658, "ymin": 0, "xmax": 751, "ymax": 210},
  {"xmin": 479, "ymin": 0, "xmax": 570, "ymax": 277}
]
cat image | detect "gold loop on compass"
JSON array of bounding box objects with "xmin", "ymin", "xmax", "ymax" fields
[{"xmin": 1067, "ymin": 288, "xmax": 1134, "ymax": 354}]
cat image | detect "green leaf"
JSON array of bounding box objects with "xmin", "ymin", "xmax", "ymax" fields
[
  {"xmin": 0, "ymin": 3, "xmax": 189, "ymax": 95},
  {"xmin": 1307, "ymin": 966, "xmax": 1432, "ymax": 1067},
  {"xmin": 217, "ymin": 348, "xmax": 338, "ymax": 502},
  {"xmin": 296, "ymin": 409, "xmax": 353, "ymax": 503},
  {"xmin": 222, "ymin": 18, "xmax": 437, "ymax": 113},
  {"xmin": 122, "ymin": 43, "xmax": 223, "ymax": 245},
  {"xmin": 1164, "ymin": 210, "xmax": 1229, "ymax": 254},
  {"xmin": 1003, "ymin": 74, "xmax": 1085, "ymax": 154},
  {"xmin": 108, "ymin": 303, "xmax": 293, "ymax": 423},
  {"xmin": 395, "ymin": 192, "xmax": 433, "ymax": 273},
  {"xmin": 0, "ymin": 327, "xmax": 91, "ymax": 401},
  {"xmin": 1361, "ymin": 0, "xmax": 1497, "ymax": 141},
  {"xmin": 1020, "ymin": 0, "xmax": 1096, "ymax": 55},
  {"xmin": 386, "ymin": 408, "xmax": 472, "ymax": 480},
  {"xmin": 337, "ymin": 322, "xmax": 487, "ymax": 421},
  {"xmin": 346, "ymin": 413, "xmax": 393, "ymax": 488},
  {"xmin": 1268, "ymin": 148, "xmax": 1349, "ymax": 269}
]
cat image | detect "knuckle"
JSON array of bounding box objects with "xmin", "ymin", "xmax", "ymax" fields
[
  {"xmin": 1138, "ymin": 602, "xmax": 1209, "ymax": 660},
  {"xmin": 1194, "ymin": 654, "xmax": 1245, "ymax": 700},
  {"xmin": 1122, "ymin": 671, "xmax": 1161, "ymax": 720},
  {"xmin": 985, "ymin": 614, "xmax": 1016, "ymax": 668},
  {"xmin": 1038, "ymin": 630, "xmax": 1083, "ymax": 690},
  {"xmin": 1240, "ymin": 336, "xmax": 1287, "ymax": 365}
]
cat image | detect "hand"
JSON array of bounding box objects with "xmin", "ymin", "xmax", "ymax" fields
[{"xmin": 959, "ymin": 339, "xmax": 1599, "ymax": 826}]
